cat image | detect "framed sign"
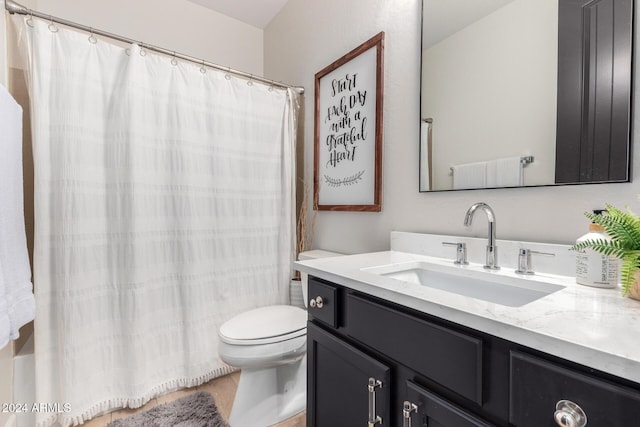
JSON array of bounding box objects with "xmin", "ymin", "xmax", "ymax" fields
[{"xmin": 314, "ymin": 32, "xmax": 384, "ymax": 212}]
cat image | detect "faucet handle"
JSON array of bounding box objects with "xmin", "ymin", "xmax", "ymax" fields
[
  {"xmin": 515, "ymin": 248, "xmax": 555, "ymax": 275},
  {"xmin": 442, "ymin": 242, "xmax": 469, "ymax": 265}
]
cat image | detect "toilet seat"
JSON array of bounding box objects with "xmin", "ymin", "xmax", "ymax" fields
[
  {"xmin": 219, "ymin": 305, "xmax": 307, "ymax": 345},
  {"xmin": 218, "ymin": 335, "xmax": 306, "ymax": 368}
]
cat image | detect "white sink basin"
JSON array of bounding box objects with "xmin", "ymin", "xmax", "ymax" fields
[{"xmin": 363, "ymin": 261, "xmax": 565, "ymax": 307}]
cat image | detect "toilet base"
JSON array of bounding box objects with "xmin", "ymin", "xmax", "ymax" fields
[{"xmin": 228, "ymin": 355, "xmax": 306, "ymax": 427}]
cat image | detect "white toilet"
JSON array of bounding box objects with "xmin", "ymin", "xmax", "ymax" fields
[{"xmin": 218, "ymin": 250, "xmax": 341, "ymax": 427}]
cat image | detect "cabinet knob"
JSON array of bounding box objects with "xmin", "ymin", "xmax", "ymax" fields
[
  {"xmin": 554, "ymin": 400, "xmax": 587, "ymax": 427},
  {"xmin": 309, "ymin": 296, "xmax": 324, "ymax": 309}
]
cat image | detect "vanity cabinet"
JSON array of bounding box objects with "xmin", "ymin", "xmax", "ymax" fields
[
  {"xmin": 306, "ymin": 276, "xmax": 498, "ymax": 426},
  {"xmin": 306, "ymin": 276, "xmax": 640, "ymax": 427}
]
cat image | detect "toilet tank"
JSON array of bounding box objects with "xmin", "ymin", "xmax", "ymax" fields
[{"xmin": 297, "ymin": 250, "xmax": 343, "ymax": 308}]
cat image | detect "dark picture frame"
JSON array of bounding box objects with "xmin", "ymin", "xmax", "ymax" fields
[{"xmin": 314, "ymin": 32, "xmax": 385, "ymax": 212}]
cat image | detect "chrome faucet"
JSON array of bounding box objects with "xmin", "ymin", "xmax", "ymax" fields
[{"xmin": 464, "ymin": 202, "xmax": 499, "ymax": 270}]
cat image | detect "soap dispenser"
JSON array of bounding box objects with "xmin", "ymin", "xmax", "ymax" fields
[{"xmin": 575, "ymin": 209, "xmax": 619, "ymax": 288}]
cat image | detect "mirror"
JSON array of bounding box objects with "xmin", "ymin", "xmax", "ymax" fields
[{"xmin": 420, "ymin": 0, "xmax": 633, "ymax": 191}]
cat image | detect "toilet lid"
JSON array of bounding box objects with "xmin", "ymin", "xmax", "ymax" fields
[{"xmin": 219, "ymin": 305, "xmax": 307, "ymax": 345}]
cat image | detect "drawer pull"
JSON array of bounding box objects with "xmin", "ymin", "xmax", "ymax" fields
[
  {"xmin": 402, "ymin": 401, "xmax": 418, "ymax": 427},
  {"xmin": 309, "ymin": 296, "xmax": 324, "ymax": 309},
  {"xmin": 554, "ymin": 400, "xmax": 587, "ymax": 427},
  {"xmin": 368, "ymin": 377, "xmax": 383, "ymax": 426}
]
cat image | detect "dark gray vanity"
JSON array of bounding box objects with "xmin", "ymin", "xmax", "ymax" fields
[
  {"xmin": 294, "ymin": 230, "xmax": 640, "ymax": 426},
  {"xmin": 306, "ymin": 275, "xmax": 640, "ymax": 426}
]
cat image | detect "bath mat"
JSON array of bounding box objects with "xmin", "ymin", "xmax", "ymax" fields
[{"xmin": 107, "ymin": 391, "xmax": 229, "ymax": 427}]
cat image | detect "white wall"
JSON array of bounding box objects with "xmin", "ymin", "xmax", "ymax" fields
[
  {"xmin": 5, "ymin": 0, "xmax": 264, "ymax": 75},
  {"xmin": 423, "ymin": 0, "xmax": 557, "ymax": 189},
  {"xmin": 265, "ymin": 0, "xmax": 640, "ymax": 255}
]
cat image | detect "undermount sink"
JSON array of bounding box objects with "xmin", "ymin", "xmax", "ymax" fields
[{"xmin": 363, "ymin": 261, "xmax": 565, "ymax": 307}]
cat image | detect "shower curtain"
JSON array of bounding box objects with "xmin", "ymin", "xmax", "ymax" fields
[{"xmin": 16, "ymin": 17, "xmax": 298, "ymax": 427}]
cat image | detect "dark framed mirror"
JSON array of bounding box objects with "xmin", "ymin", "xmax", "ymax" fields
[{"xmin": 420, "ymin": 0, "xmax": 633, "ymax": 192}]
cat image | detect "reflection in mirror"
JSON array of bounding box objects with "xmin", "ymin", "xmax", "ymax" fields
[{"xmin": 420, "ymin": 0, "xmax": 633, "ymax": 192}]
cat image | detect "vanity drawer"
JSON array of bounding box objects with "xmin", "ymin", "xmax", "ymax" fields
[
  {"xmin": 307, "ymin": 277, "xmax": 339, "ymax": 328},
  {"xmin": 346, "ymin": 294, "xmax": 483, "ymax": 404},
  {"xmin": 510, "ymin": 351, "xmax": 640, "ymax": 426},
  {"xmin": 406, "ymin": 380, "xmax": 494, "ymax": 427}
]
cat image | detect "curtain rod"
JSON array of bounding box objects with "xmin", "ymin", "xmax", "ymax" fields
[{"xmin": 4, "ymin": 0, "xmax": 305, "ymax": 94}]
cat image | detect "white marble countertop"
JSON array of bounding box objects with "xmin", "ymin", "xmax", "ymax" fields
[{"xmin": 295, "ymin": 232, "xmax": 640, "ymax": 384}]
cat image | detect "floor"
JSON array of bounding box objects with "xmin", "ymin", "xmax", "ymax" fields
[{"xmin": 81, "ymin": 371, "xmax": 305, "ymax": 427}]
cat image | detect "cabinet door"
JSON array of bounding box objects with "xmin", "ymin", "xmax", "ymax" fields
[
  {"xmin": 404, "ymin": 380, "xmax": 495, "ymax": 427},
  {"xmin": 307, "ymin": 322, "xmax": 391, "ymax": 427}
]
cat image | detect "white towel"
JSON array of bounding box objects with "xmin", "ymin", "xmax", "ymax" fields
[
  {"xmin": 420, "ymin": 121, "xmax": 431, "ymax": 190},
  {"xmin": 0, "ymin": 83, "xmax": 34, "ymax": 350},
  {"xmin": 452, "ymin": 161, "xmax": 487, "ymax": 190},
  {"xmin": 485, "ymin": 157, "xmax": 524, "ymax": 188}
]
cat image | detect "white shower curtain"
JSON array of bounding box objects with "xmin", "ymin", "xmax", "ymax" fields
[{"xmin": 16, "ymin": 17, "xmax": 297, "ymax": 426}]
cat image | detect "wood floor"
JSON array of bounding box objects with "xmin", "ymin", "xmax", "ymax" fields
[{"xmin": 81, "ymin": 371, "xmax": 305, "ymax": 427}]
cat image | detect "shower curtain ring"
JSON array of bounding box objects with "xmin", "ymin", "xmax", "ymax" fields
[
  {"xmin": 247, "ymin": 75, "xmax": 253, "ymax": 86},
  {"xmin": 48, "ymin": 16, "xmax": 58, "ymax": 33},
  {"xmin": 268, "ymin": 79, "xmax": 275, "ymax": 92},
  {"xmin": 26, "ymin": 11, "xmax": 34, "ymax": 28},
  {"xmin": 171, "ymin": 52, "xmax": 178, "ymax": 66},
  {"xmin": 200, "ymin": 60, "xmax": 207, "ymax": 74},
  {"xmin": 88, "ymin": 28, "xmax": 97, "ymax": 44},
  {"xmin": 139, "ymin": 44, "xmax": 147, "ymax": 56},
  {"xmin": 225, "ymin": 66, "xmax": 231, "ymax": 80}
]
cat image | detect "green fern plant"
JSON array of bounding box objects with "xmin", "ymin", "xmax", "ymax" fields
[{"xmin": 572, "ymin": 204, "xmax": 640, "ymax": 296}]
